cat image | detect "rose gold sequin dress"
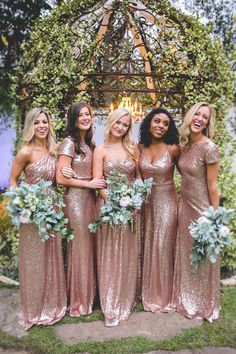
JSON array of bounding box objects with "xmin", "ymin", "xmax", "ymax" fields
[
  {"xmin": 172, "ymin": 141, "xmax": 220, "ymax": 321},
  {"xmin": 19, "ymin": 154, "xmax": 67, "ymax": 330},
  {"xmin": 96, "ymin": 159, "xmax": 138, "ymax": 327},
  {"xmin": 139, "ymin": 147, "xmax": 177, "ymax": 312},
  {"xmin": 59, "ymin": 137, "xmax": 96, "ymax": 317}
]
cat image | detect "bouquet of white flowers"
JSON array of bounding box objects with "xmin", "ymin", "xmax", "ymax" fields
[
  {"xmin": 88, "ymin": 171, "xmax": 153, "ymax": 233},
  {"xmin": 189, "ymin": 206, "xmax": 234, "ymax": 271},
  {"xmin": 5, "ymin": 180, "xmax": 73, "ymax": 241}
]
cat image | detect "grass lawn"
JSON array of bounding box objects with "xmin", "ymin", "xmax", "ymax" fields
[{"xmin": 0, "ymin": 287, "xmax": 235, "ymax": 354}]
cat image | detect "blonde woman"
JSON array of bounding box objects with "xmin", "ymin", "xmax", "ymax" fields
[
  {"xmin": 93, "ymin": 108, "xmax": 140, "ymax": 326},
  {"xmin": 172, "ymin": 102, "xmax": 220, "ymax": 321},
  {"xmin": 9, "ymin": 108, "xmax": 67, "ymax": 330}
]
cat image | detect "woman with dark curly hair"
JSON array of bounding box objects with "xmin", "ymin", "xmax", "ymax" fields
[
  {"xmin": 56, "ymin": 102, "xmax": 106, "ymax": 317},
  {"xmin": 139, "ymin": 107, "xmax": 179, "ymax": 312}
]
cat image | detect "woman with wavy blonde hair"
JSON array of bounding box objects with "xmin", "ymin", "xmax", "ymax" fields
[
  {"xmin": 93, "ymin": 107, "xmax": 140, "ymax": 327},
  {"xmin": 179, "ymin": 102, "xmax": 215, "ymax": 149},
  {"xmin": 172, "ymin": 101, "xmax": 221, "ymax": 321},
  {"xmin": 9, "ymin": 108, "xmax": 67, "ymax": 329},
  {"xmin": 22, "ymin": 108, "xmax": 57, "ymax": 155}
]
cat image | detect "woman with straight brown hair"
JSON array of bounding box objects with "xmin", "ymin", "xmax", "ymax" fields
[{"xmin": 56, "ymin": 102, "xmax": 105, "ymax": 317}]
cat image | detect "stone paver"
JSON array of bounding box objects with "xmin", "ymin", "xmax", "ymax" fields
[
  {"xmin": 146, "ymin": 349, "xmax": 236, "ymax": 354},
  {"xmin": 0, "ymin": 349, "xmax": 28, "ymax": 354},
  {"xmin": 221, "ymin": 275, "xmax": 236, "ymax": 287},
  {"xmin": 54, "ymin": 311, "xmax": 202, "ymax": 343},
  {"xmin": 0, "ymin": 288, "xmax": 27, "ymax": 338}
]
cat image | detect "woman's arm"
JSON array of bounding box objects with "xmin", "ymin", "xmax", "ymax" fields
[
  {"xmin": 56, "ymin": 155, "xmax": 106, "ymax": 189},
  {"xmin": 206, "ymin": 162, "xmax": 220, "ymax": 208},
  {"xmin": 135, "ymin": 144, "xmax": 142, "ymax": 180},
  {"xmin": 93, "ymin": 146, "xmax": 107, "ymax": 200},
  {"xmin": 170, "ymin": 144, "xmax": 181, "ymax": 162},
  {"xmin": 9, "ymin": 147, "xmax": 31, "ymax": 187}
]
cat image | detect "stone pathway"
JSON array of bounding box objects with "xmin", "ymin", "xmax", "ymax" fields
[
  {"xmin": 55, "ymin": 311, "xmax": 202, "ymax": 343},
  {"xmin": 0, "ymin": 284, "xmax": 236, "ymax": 354}
]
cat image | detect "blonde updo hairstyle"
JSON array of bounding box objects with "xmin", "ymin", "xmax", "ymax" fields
[
  {"xmin": 22, "ymin": 108, "xmax": 57, "ymax": 155},
  {"xmin": 179, "ymin": 102, "xmax": 215, "ymax": 149},
  {"xmin": 104, "ymin": 108, "xmax": 135, "ymax": 158}
]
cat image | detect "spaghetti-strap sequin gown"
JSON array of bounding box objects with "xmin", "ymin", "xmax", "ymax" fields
[
  {"xmin": 19, "ymin": 154, "xmax": 67, "ymax": 330},
  {"xmin": 96, "ymin": 159, "xmax": 138, "ymax": 327},
  {"xmin": 172, "ymin": 141, "xmax": 220, "ymax": 321},
  {"xmin": 59, "ymin": 137, "xmax": 96, "ymax": 317},
  {"xmin": 139, "ymin": 148, "xmax": 177, "ymax": 312}
]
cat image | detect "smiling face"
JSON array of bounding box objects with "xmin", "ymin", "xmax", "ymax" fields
[
  {"xmin": 150, "ymin": 113, "xmax": 170, "ymax": 139},
  {"xmin": 76, "ymin": 106, "xmax": 92, "ymax": 131},
  {"xmin": 33, "ymin": 113, "xmax": 49, "ymax": 139},
  {"xmin": 190, "ymin": 105, "xmax": 211, "ymax": 134},
  {"xmin": 110, "ymin": 114, "xmax": 131, "ymax": 138}
]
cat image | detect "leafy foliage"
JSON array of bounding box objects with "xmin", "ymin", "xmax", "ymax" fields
[
  {"xmin": 189, "ymin": 206, "xmax": 234, "ymax": 270},
  {"xmin": 0, "ymin": 201, "xmax": 18, "ymax": 280},
  {"xmin": 89, "ymin": 171, "xmax": 152, "ymax": 233},
  {"xmin": 5, "ymin": 180, "xmax": 73, "ymax": 241}
]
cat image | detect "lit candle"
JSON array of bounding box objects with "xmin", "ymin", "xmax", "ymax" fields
[{"xmin": 110, "ymin": 103, "xmax": 114, "ymax": 112}]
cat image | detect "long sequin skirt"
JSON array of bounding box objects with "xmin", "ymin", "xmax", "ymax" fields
[
  {"xmin": 19, "ymin": 223, "xmax": 67, "ymax": 330},
  {"xmin": 96, "ymin": 223, "xmax": 138, "ymax": 327},
  {"xmin": 65, "ymin": 187, "xmax": 96, "ymax": 317}
]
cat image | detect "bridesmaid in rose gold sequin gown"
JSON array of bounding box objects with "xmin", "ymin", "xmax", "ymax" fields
[
  {"xmin": 172, "ymin": 102, "xmax": 221, "ymax": 321},
  {"xmin": 9, "ymin": 108, "xmax": 67, "ymax": 330},
  {"xmin": 139, "ymin": 108, "xmax": 179, "ymax": 312},
  {"xmin": 57, "ymin": 103, "xmax": 105, "ymax": 317},
  {"xmin": 93, "ymin": 108, "xmax": 140, "ymax": 327}
]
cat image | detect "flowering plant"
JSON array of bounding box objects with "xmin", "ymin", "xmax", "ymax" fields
[
  {"xmin": 88, "ymin": 171, "xmax": 153, "ymax": 233},
  {"xmin": 189, "ymin": 206, "xmax": 234, "ymax": 271},
  {"xmin": 5, "ymin": 180, "xmax": 73, "ymax": 241}
]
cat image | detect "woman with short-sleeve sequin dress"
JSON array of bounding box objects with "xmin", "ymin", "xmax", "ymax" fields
[
  {"xmin": 56, "ymin": 103, "xmax": 105, "ymax": 317},
  {"xmin": 93, "ymin": 108, "xmax": 140, "ymax": 327},
  {"xmin": 172, "ymin": 102, "xmax": 221, "ymax": 321},
  {"xmin": 138, "ymin": 108, "xmax": 180, "ymax": 312},
  {"xmin": 9, "ymin": 108, "xmax": 67, "ymax": 330}
]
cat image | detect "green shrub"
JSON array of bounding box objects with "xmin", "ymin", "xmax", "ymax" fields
[{"xmin": 0, "ymin": 199, "xmax": 19, "ymax": 280}]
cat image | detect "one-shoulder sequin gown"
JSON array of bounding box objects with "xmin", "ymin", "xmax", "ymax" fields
[
  {"xmin": 19, "ymin": 154, "xmax": 67, "ymax": 330},
  {"xmin": 139, "ymin": 148, "xmax": 177, "ymax": 312},
  {"xmin": 96, "ymin": 159, "xmax": 138, "ymax": 327},
  {"xmin": 172, "ymin": 141, "xmax": 220, "ymax": 321},
  {"xmin": 59, "ymin": 137, "xmax": 96, "ymax": 317}
]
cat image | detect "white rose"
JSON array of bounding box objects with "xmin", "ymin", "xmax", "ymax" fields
[
  {"xmin": 197, "ymin": 216, "xmax": 211, "ymax": 224},
  {"xmin": 119, "ymin": 196, "xmax": 132, "ymax": 208},
  {"xmin": 19, "ymin": 209, "xmax": 31, "ymax": 224},
  {"xmin": 218, "ymin": 225, "xmax": 230, "ymax": 237}
]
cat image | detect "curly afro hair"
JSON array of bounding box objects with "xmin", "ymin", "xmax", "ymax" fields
[{"xmin": 139, "ymin": 108, "xmax": 179, "ymax": 147}]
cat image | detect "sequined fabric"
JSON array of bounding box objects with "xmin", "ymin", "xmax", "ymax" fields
[
  {"xmin": 19, "ymin": 154, "xmax": 67, "ymax": 330},
  {"xmin": 139, "ymin": 148, "xmax": 177, "ymax": 312},
  {"xmin": 59, "ymin": 137, "xmax": 96, "ymax": 317},
  {"xmin": 172, "ymin": 141, "xmax": 220, "ymax": 321},
  {"xmin": 96, "ymin": 159, "xmax": 138, "ymax": 327}
]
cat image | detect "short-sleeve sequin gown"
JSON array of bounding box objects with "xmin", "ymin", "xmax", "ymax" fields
[
  {"xmin": 96, "ymin": 159, "xmax": 138, "ymax": 327},
  {"xmin": 19, "ymin": 154, "xmax": 67, "ymax": 330},
  {"xmin": 172, "ymin": 141, "xmax": 220, "ymax": 321},
  {"xmin": 59, "ymin": 136, "xmax": 96, "ymax": 317},
  {"xmin": 139, "ymin": 147, "xmax": 177, "ymax": 312}
]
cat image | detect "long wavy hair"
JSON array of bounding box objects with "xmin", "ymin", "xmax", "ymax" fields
[
  {"xmin": 64, "ymin": 102, "xmax": 95, "ymax": 156},
  {"xmin": 104, "ymin": 108, "xmax": 135, "ymax": 158},
  {"xmin": 179, "ymin": 102, "xmax": 215, "ymax": 149},
  {"xmin": 22, "ymin": 107, "xmax": 57, "ymax": 155},
  {"xmin": 139, "ymin": 108, "xmax": 179, "ymax": 147}
]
